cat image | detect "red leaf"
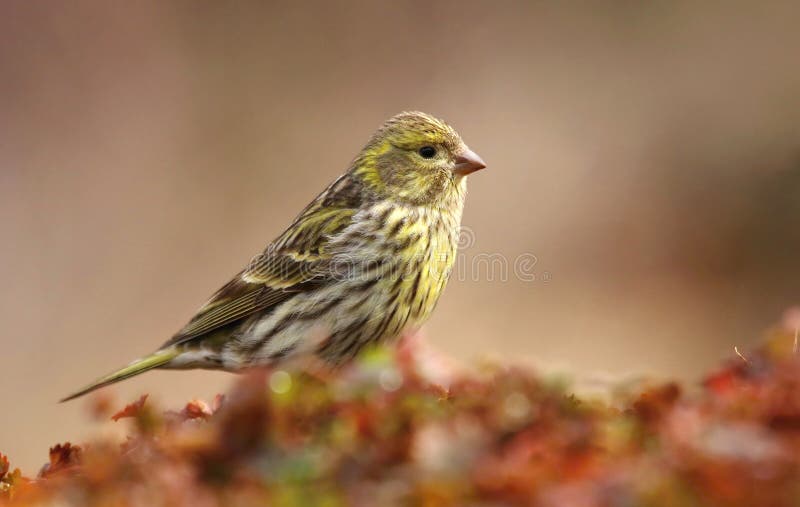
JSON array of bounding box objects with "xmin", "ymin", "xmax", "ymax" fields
[
  {"xmin": 703, "ymin": 368, "xmax": 738, "ymax": 395},
  {"xmin": 0, "ymin": 453, "xmax": 8, "ymax": 480},
  {"xmin": 39, "ymin": 443, "xmax": 81, "ymax": 478},
  {"xmin": 631, "ymin": 383, "xmax": 681, "ymax": 424},
  {"xmin": 182, "ymin": 399, "xmax": 213, "ymax": 421},
  {"xmin": 111, "ymin": 394, "xmax": 149, "ymax": 422}
]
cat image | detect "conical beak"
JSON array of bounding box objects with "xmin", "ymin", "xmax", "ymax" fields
[{"xmin": 453, "ymin": 148, "xmax": 487, "ymax": 176}]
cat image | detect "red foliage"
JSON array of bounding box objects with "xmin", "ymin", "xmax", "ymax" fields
[
  {"xmin": 2, "ymin": 332, "xmax": 800, "ymax": 506},
  {"xmin": 110, "ymin": 394, "xmax": 148, "ymax": 422},
  {"xmin": 38, "ymin": 444, "xmax": 82, "ymax": 479},
  {"xmin": 631, "ymin": 382, "xmax": 681, "ymax": 424}
]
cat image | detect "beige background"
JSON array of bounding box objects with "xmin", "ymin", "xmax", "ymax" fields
[{"xmin": 2, "ymin": 1, "xmax": 799, "ymax": 472}]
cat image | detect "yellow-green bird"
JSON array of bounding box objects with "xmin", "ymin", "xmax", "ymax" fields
[{"xmin": 62, "ymin": 111, "xmax": 486, "ymax": 401}]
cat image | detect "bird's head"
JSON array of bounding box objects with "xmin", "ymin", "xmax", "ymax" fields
[{"xmin": 351, "ymin": 111, "xmax": 486, "ymax": 206}]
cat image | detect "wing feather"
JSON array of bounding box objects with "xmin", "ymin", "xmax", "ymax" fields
[{"xmin": 162, "ymin": 174, "xmax": 363, "ymax": 348}]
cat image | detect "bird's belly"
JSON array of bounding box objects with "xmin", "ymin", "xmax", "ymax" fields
[
  {"xmin": 225, "ymin": 207, "xmax": 460, "ymax": 368},
  {"xmin": 227, "ymin": 281, "xmax": 401, "ymax": 366},
  {"xmin": 227, "ymin": 257, "xmax": 455, "ymax": 369}
]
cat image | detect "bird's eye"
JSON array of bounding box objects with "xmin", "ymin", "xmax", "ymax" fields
[{"xmin": 418, "ymin": 146, "xmax": 437, "ymax": 159}]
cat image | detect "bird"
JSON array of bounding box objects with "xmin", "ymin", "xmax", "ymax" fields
[{"xmin": 61, "ymin": 111, "xmax": 486, "ymax": 402}]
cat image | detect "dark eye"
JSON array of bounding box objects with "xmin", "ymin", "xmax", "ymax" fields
[{"xmin": 418, "ymin": 146, "xmax": 437, "ymax": 159}]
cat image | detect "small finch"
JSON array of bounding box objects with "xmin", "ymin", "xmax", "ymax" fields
[{"xmin": 62, "ymin": 111, "xmax": 486, "ymax": 401}]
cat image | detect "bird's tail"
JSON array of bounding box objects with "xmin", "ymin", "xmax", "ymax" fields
[{"xmin": 59, "ymin": 348, "xmax": 180, "ymax": 402}]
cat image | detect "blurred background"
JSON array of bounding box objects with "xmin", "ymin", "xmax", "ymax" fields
[{"xmin": 1, "ymin": 0, "xmax": 799, "ymax": 471}]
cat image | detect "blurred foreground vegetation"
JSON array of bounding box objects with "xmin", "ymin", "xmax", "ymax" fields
[{"xmin": 2, "ymin": 328, "xmax": 800, "ymax": 507}]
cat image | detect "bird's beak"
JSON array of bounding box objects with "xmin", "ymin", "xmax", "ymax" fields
[{"xmin": 453, "ymin": 148, "xmax": 487, "ymax": 176}]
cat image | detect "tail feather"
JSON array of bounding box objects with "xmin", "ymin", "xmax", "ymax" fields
[{"xmin": 59, "ymin": 348, "xmax": 180, "ymax": 403}]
